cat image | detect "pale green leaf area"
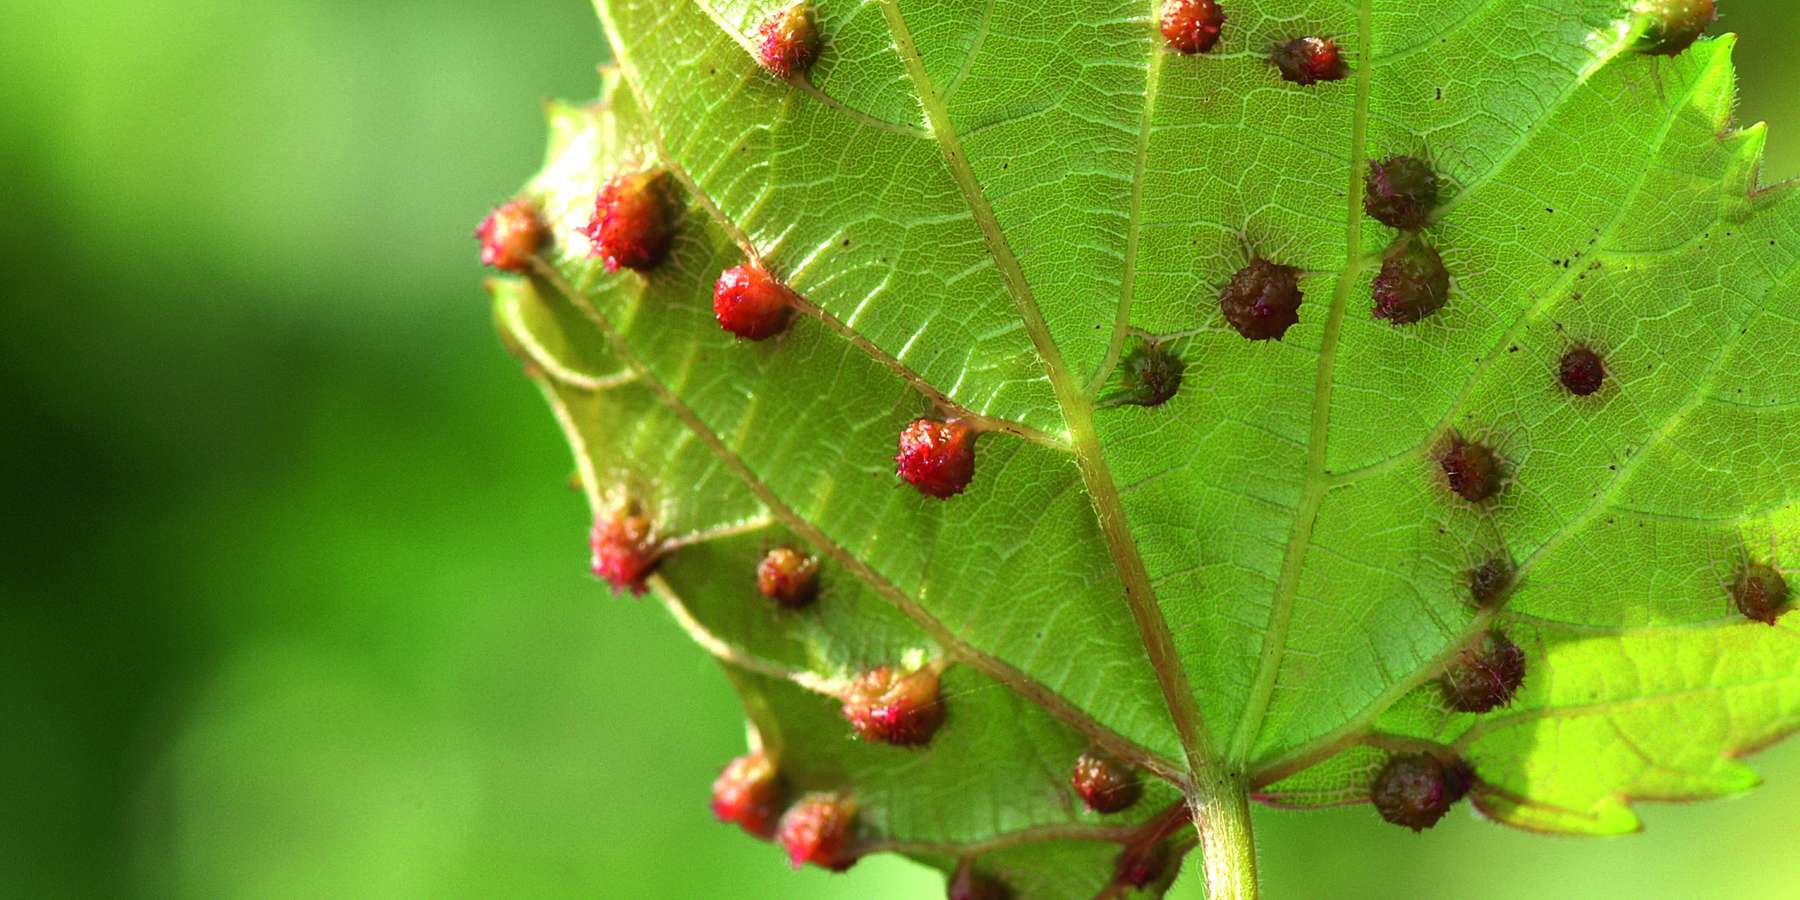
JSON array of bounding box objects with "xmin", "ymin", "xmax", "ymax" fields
[{"xmin": 491, "ymin": 0, "xmax": 1800, "ymax": 895}]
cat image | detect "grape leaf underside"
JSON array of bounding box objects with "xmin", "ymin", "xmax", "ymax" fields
[{"xmin": 489, "ymin": 0, "xmax": 1800, "ymax": 894}]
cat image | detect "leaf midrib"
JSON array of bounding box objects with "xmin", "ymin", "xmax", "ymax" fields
[{"xmin": 878, "ymin": 0, "xmax": 1214, "ymax": 787}]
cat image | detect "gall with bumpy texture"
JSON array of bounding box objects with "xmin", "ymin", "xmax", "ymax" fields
[
  {"xmin": 755, "ymin": 3, "xmax": 821, "ymax": 78},
  {"xmin": 1070, "ymin": 752, "xmax": 1142, "ymax": 814},
  {"xmin": 757, "ymin": 546, "xmax": 820, "ymax": 609},
  {"xmin": 1633, "ymin": 0, "xmax": 1716, "ymax": 57},
  {"xmin": 1161, "ymin": 0, "xmax": 1226, "ymax": 55},
  {"xmin": 1272, "ymin": 37, "xmax": 1348, "ymax": 85},
  {"xmin": 1372, "ymin": 236, "xmax": 1451, "ymax": 325},
  {"xmin": 1441, "ymin": 631, "xmax": 1527, "ymax": 713},
  {"xmin": 842, "ymin": 665, "xmax": 945, "ymax": 746},
  {"xmin": 896, "ymin": 418, "xmax": 977, "ymax": 499},
  {"xmin": 948, "ymin": 864, "xmax": 1012, "ymax": 900},
  {"xmin": 778, "ymin": 793, "xmax": 857, "ymax": 871},
  {"xmin": 475, "ymin": 199, "xmax": 545, "ymax": 273},
  {"xmin": 590, "ymin": 507, "xmax": 659, "ymax": 595},
  {"xmin": 1117, "ymin": 340, "xmax": 1184, "ymax": 407},
  {"xmin": 585, "ymin": 171, "xmax": 673, "ymax": 273},
  {"xmin": 714, "ymin": 264, "xmax": 797, "ymax": 340},
  {"xmin": 711, "ymin": 752, "xmax": 784, "ymax": 839},
  {"xmin": 1467, "ymin": 558, "xmax": 1515, "ymax": 610},
  {"xmin": 1364, "ymin": 155, "xmax": 1440, "ymax": 231},
  {"xmin": 1219, "ymin": 258, "xmax": 1304, "ymax": 341},
  {"xmin": 1732, "ymin": 562, "xmax": 1791, "ymax": 625},
  {"xmin": 1440, "ymin": 436, "xmax": 1503, "ymax": 504},
  {"xmin": 1371, "ymin": 753, "xmax": 1474, "ymax": 831},
  {"xmin": 1559, "ymin": 346, "xmax": 1607, "ymax": 396}
]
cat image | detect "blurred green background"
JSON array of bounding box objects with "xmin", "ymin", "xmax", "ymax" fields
[{"xmin": 3, "ymin": 2, "xmax": 1796, "ymax": 897}]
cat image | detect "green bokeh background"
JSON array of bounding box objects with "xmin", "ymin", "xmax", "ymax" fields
[{"xmin": 3, "ymin": 2, "xmax": 1796, "ymax": 897}]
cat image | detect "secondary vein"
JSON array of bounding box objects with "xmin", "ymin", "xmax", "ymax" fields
[
  {"xmin": 1086, "ymin": 0, "xmax": 1167, "ymax": 399},
  {"xmin": 1230, "ymin": 0, "xmax": 1375, "ymax": 764}
]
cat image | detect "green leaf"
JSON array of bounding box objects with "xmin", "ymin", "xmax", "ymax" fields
[{"xmin": 488, "ymin": 0, "xmax": 1800, "ymax": 894}]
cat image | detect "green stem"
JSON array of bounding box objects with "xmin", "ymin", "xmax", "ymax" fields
[{"xmin": 1194, "ymin": 777, "xmax": 1258, "ymax": 900}]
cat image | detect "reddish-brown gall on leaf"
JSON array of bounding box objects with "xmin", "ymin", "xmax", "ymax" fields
[
  {"xmin": 1441, "ymin": 631, "xmax": 1527, "ymax": 713},
  {"xmin": 1733, "ymin": 562, "xmax": 1791, "ymax": 625},
  {"xmin": 476, "ymin": 199, "xmax": 545, "ymax": 273},
  {"xmin": 778, "ymin": 793, "xmax": 857, "ymax": 871},
  {"xmin": 757, "ymin": 546, "xmax": 820, "ymax": 609},
  {"xmin": 1220, "ymin": 258, "xmax": 1303, "ymax": 341},
  {"xmin": 1440, "ymin": 436, "xmax": 1503, "ymax": 504},
  {"xmin": 1633, "ymin": 0, "xmax": 1716, "ymax": 57},
  {"xmin": 1371, "ymin": 753, "xmax": 1473, "ymax": 831},
  {"xmin": 1272, "ymin": 37, "xmax": 1348, "ymax": 85},
  {"xmin": 1117, "ymin": 340, "xmax": 1183, "ymax": 407},
  {"xmin": 1161, "ymin": 0, "xmax": 1226, "ymax": 55},
  {"xmin": 590, "ymin": 508, "xmax": 658, "ymax": 595},
  {"xmin": 585, "ymin": 171, "xmax": 672, "ymax": 273},
  {"xmin": 842, "ymin": 665, "xmax": 945, "ymax": 746},
  {"xmin": 896, "ymin": 418, "xmax": 977, "ymax": 499},
  {"xmin": 948, "ymin": 864, "xmax": 1012, "ymax": 900},
  {"xmin": 1364, "ymin": 155, "xmax": 1440, "ymax": 231},
  {"xmin": 711, "ymin": 752, "xmax": 784, "ymax": 839},
  {"xmin": 1468, "ymin": 558, "xmax": 1515, "ymax": 610},
  {"xmin": 714, "ymin": 264, "xmax": 797, "ymax": 340},
  {"xmin": 1114, "ymin": 840, "xmax": 1172, "ymax": 890},
  {"xmin": 1559, "ymin": 346, "xmax": 1607, "ymax": 396},
  {"xmin": 756, "ymin": 3, "xmax": 821, "ymax": 78},
  {"xmin": 1070, "ymin": 752, "xmax": 1141, "ymax": 814},
  {"xmin": 1373, "ymin": 236, "xmax": 1451, "ymax": 325}
]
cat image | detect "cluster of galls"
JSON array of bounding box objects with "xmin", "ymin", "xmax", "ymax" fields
[
  {"xmin": 1364, "ymin": 155, "xmax": 1453, "ymax": 326},
  {"xmin": 708, "ymin": 663, "xmax": 948, "ymax": 873},
  {"xmin": 584, "ymin": 169, "xmax": 810, "ymax": 342},
  {"xmin": 511, "ymin": 0, "xmax": 1750, "ymax": 877},
  {"xmin": 1208, "ymin": 154, "xmax": 1448, "ymax": 343},
  {"xmin": 710, "ymin": 753, "xmax": 861, "ymax": 870},
  {"xmin": 1160, "ymin": 0, "xmax": 1349, "ymax": 87}
]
